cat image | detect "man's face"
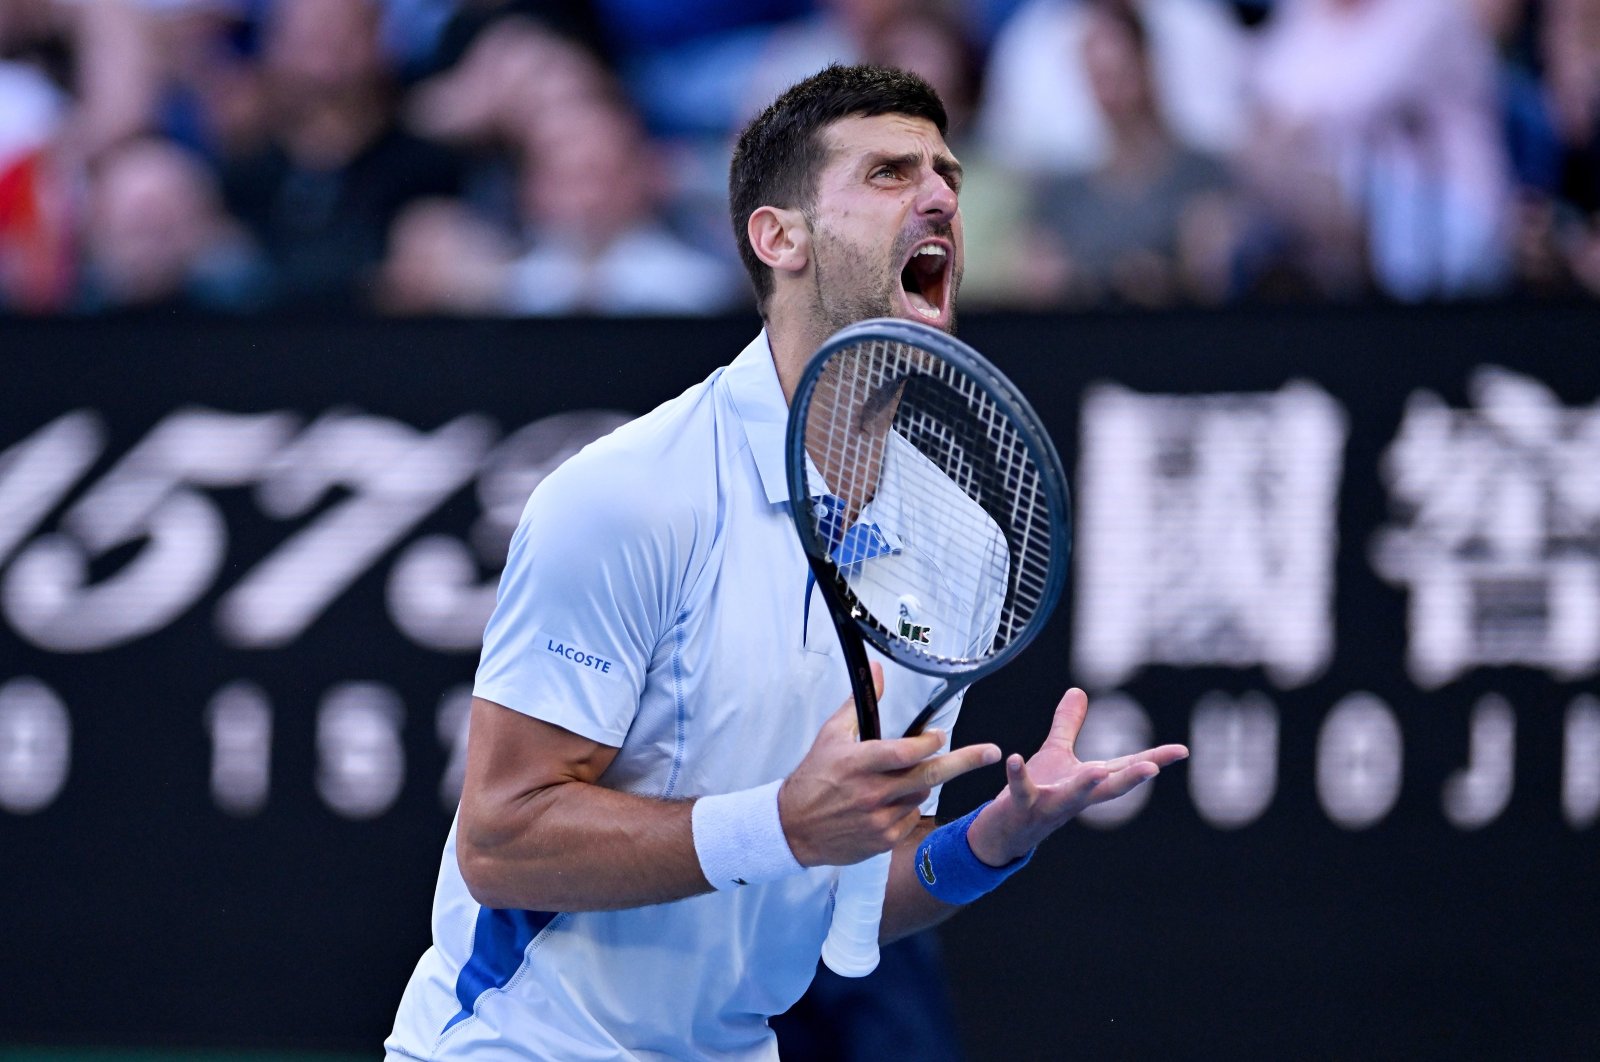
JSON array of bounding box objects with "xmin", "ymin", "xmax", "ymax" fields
[{"xmin": 803, "ymin": 112, "xmax": 964, "ymax": 334}]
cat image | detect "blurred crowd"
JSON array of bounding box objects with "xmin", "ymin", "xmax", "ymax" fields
[{"xmin": 4, "ymin": 0, "xmax": 1600, "ymax": 316}]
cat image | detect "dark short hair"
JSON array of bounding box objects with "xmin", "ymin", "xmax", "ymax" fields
[{"xmin": 728, "ymin": 64, "xmax": 948, "ymax": 311}]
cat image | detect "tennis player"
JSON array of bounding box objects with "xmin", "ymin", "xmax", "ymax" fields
[{"xmin": 386, "ymin": 64, "xmax": 1187, "ymax": 1061}]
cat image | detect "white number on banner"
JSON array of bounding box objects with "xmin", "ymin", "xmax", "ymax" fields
[
  {"xmin": 1442, "ymin": 693, "xmax": 1516, "ymax": 829},
  {"xmin": 219, "ymin": 413, "xmax": 495, "ymax": 648},
  {"xmin": 0, "ymin": 412, "xmax": 105, "ymax": 570},
  {"xmin": 2, "ymin": 410, "xmax": 297, "ymax": 652},
  {"xmin": 1316, "ymin": 693, "xmax": 1403, "ymax": 830},
  {"xmin": 206, "ymin": 681, "xmax": 273, "ymax": 816},
  {"xmin": 1565, "ymin": 695, "xmax": 1600, "ymax": 829},
  {"xmin": 316, "ymin": 682, "xmax": 406, "ymax": 819},
  {"xmin": 1188, "ymin": 691, "xmax": 1279, "ymax": 829},
  {"xmin": 0, "ymin": 677, "xmax": 71, "ymax": 814}
]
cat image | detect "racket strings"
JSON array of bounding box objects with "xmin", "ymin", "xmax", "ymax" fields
[{"xmin": 804, "ymin": 338, "xmax": 1059, "ymax": 667}]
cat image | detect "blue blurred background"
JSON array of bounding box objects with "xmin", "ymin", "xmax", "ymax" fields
[{"xmin": 5, "ymin": 0, "xmax": 1600, "ymax": 316}]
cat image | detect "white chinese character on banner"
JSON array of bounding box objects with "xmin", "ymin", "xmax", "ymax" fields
[
  {"xmin": 1373, "ymin": 367, "xmax": 1600, "ymax": 688},
  {"xmin": 1072, "ymin": 382, "xmax": 1347, "ymax": 689}
]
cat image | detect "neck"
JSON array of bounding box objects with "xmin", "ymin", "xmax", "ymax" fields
[{"xmin": 763, "ymin": 296, "xmax": 832, "ymax": 404}]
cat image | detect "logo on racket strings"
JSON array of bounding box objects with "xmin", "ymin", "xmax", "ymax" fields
[{"xmin": 897, "ymin": 595, "xmax": 932, "ymax": 645}]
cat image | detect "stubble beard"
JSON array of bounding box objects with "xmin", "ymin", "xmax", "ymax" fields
[
  {"xmin": 807, "ymin": 220, "xmax": 960, "ymax": 344},
  {"xmin": 810, "ymin": 232, "xmax": 899, "ymax": 341}
]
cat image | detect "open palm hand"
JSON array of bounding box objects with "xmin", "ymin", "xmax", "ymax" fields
[{"xmin": 967, "ymin": 688, "xmax": 1188, "ymax": 867}]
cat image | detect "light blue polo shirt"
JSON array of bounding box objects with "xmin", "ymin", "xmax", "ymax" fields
[{"xmin": 386, "ymin": 333, "xmax": 989, "ymax": 1062}]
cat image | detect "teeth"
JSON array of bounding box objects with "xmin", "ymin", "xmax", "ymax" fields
[
  {"xmin": 916, "ymin": 305, "xmax": 940, "ymax": 319},
  {"xmin": 914, "ymin": 245, "xmax": 946, "ymax": 258}
]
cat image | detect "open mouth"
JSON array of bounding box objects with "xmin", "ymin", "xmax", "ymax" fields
[{"xmin": 898, "ymin": 240, "xmax": 951, "ymax": 325}]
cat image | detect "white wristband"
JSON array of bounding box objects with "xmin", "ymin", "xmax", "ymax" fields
[{"xmin": 691, "ymin": 779, "xmax": 804, "ymax": 890}]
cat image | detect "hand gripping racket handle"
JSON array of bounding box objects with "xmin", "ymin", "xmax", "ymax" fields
[{"xmin": 821, "ymin": 849, "xmax": 892, "ymax": 977}]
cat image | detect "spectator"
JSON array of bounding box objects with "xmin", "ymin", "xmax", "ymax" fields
[
  {"xmin": 220, "ymin": 0, "xmax": 463, "ymax": 310},
  {"xmin": 383, "ymin": 17, "xmax": 739, "ymax": 316},
  {"xmin": 1, "ymin": 0, "xmax": 160, "ymax": 312},
  {"xmin": 418, "ymin": 0, "xmax": 608, "ymax": 81},
  {"xmin": 0, "ymin": 41, "xmax": 70, "ymax": 311},
  {"xmin": 1546, "ymin": 0, "xmax": 1600, "ymax": 213},
  {"xmin": 1028, "ymin": 0, "xmax": 1241, "ymax": 307},
  {"xmin": 500, "ymin": 96, "xmax": 743, "ymax": 314},
  {"xmin": 143, "ymin": 0, "xmax": 270, "ymax": 164},
  {"xmin": 1464, "ymin": 0, "xmax": 1571, "ymax": 296},
  {"xmin": 78, "ymin": 136, "xmax": 265, "ymax": 311},
  {"xmin": 976, "ymin": 0, "xmax": 1248, "ymax": 176},
  {"xmin": 1542, "ymin": 0, "xmax": 1600, "ymax": 295},
  {"xmin": 1473, "ymin": 0, "xmax": 1562, "ymax": 196},
  {"xmin": 860, "ymin": 3, "xmax": 982, "ymax": 133},
  {"xmin": 376, "ymin": 196, "xmax": 516, "ymax": 314},
  {"xmin": 404, "ymin": 15, "xmax": 610, "ymax": 233},
  {"xmin": 1248, "ymin": 0, "xmax": 1515, "ymax": 301}
]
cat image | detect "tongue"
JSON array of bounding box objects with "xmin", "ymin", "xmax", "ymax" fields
[{"xmin": 904, "ymin": 288, "xmax": 939, "ymax": 319}]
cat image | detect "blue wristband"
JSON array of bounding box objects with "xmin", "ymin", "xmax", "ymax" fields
[{"xmin": 914, "ymin": 801, "xmax": 1033, "ymax": 906}]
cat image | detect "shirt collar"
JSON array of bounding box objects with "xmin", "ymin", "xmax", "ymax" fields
[
  {"xmin": 717, "ymin": 332, "xmax": 907, "ymax": 569},
  {"xmin": 721, "ymin": 329, "xmax": 796, "ymax": 506}
]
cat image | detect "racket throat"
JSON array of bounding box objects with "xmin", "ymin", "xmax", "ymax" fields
[
  {"xmin": 904, "ymin": 681, "xmax": 955, "ymax": 739},
  {"xmin": 847, "ymin": 656, "xmax": 881, "ymax": 742},
  {"xmin": 810, "ymin": 557, "xmax": 884, "ymax": 741}
]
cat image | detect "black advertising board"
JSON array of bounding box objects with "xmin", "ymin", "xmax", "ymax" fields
[{"xmin": 1, "ymin": 307, "xmax": 1596, "ymax": 1058}]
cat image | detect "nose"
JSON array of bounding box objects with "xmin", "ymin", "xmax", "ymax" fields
[{"xmin": 917, "ymin": 170, "xmax": 957, "ymax": 220}]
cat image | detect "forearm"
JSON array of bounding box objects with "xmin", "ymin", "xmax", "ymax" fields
[
  {"xmin": 880, "ymin": 819, "xmax": 960, "ymax": 943},
  {"xmin": 459, "ymin": 780, "xmax": 709, "ymax": 912}
]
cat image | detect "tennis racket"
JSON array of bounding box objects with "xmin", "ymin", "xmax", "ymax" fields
[{"xmin": 784, "ymin": 317, "xmax": 1071, "ymax": 978}]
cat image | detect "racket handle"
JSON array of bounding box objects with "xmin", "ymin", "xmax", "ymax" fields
[{"xmin": 820, "ymin": 850, "xmax": 892, "ymax": 977}]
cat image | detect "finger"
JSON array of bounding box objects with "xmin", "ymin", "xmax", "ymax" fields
[
  {"xmin": 1101, "ymin": 744, "xmax": 1190, "ymax": 772},
  {"xmin": 863, "ymin": 740, "xmax": 1001, "ymax": 804},
  {"xmin": 858, "ymin": 727, "xmax": 951, "ymax": 770},
  {"xmin": 822, "ymin": 697, "xmax": 861, "ymax": 741},
  {"xmin": 1043, "ymin": 688, "xmax": 1090, "ymax": 752},
  {"xmin": 1030, "ymin": 759, "xmax": 1112, "ymax": 803},
  {"xmin": 905, "ymin": 742, "xmax": 1001, "ymax": 792},
  {"xmin": 1087, "ymin": 762, "xmax": 1160, "ymax": 803},
  {"xmin": 887, "ymin": 786, "xmax": 933, "ymax": 808},
  {"xmin": 1004, "ymin": 753, "xmax": 1042, "ymax": 808}
]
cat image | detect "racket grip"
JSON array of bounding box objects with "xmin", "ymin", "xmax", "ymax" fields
[{"xmin": 820, "ymin": 850, "xmax": 893, "ymax": 978}]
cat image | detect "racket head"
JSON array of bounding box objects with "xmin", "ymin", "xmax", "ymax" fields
[{"xmin": 784, "ymin": 317, "xmax": 1071, "ymax": 684}]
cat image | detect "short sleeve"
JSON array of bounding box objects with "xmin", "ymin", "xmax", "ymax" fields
[{"xmin": 473, "ymin": 451, "xmax": 686, "ymax": 747}]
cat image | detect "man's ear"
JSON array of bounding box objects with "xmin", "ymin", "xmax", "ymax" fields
[{"xmin": 747, "ymin": 206, "xmax": 810, "ymax": 276}]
